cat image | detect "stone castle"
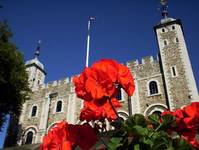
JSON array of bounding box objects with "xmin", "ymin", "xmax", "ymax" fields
[{"xmin": 15, "ymin": 4, "xmax": 199, "ymax": 147}]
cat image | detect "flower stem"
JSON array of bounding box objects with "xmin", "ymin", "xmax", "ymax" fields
[
  {"xmin": 108, "ymin": 98, "xmax": 120, "ymax": 120},
  {"xmin": 149, "ymin": 124, "xmax": 162, "ymax": 137},
  {"xmin": 100, "ymin": 136, "xmax": 108, "ymax": 148}
]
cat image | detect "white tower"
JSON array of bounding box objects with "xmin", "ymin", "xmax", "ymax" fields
[
  {"xmin": 154, "ymin": 0, "xmax": 198, "ymax": 110},
  {"xmin": 25, "ymin": 41, "xmax": 46, "ymax": 91}
]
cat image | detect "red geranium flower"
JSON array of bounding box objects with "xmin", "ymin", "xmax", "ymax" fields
[
  {"xmin": 117, "ymin": 63, "xmax": 135, "ymax": 96},
  {"xmin": 91, "ymin": 59, "xmax": 135, "ymax": 96},
  {"xmin": 183, "ymin": 102, "xmax": 199, "ymax": 129},
  {"xmin": 162, "ymin": 102, "xmax": 199, "ymax": 149},
  {"xmin": 91, "ymin": 59, "xmax": 119, "ymax": 82},
  {"xmin": 85, "ymin": 70, "xmax": 116, "ymax": 100},
  {"xmin": 40, "ymin": 121, "xmax": 97, "ymax": 150},
  {"xmin": 80, "ymin": 98, "xmax": 121, "ymax": 121},
  {"xmin": 73, "ymin": 59, "xmax": 135, "ymax": 101},
  {"xmin": 73, "ymin": 68, "xmax": 94, "ymax": 101},
  {"xmin": 73, "ymin": 123, "xmax": 98, "ymax": 150},
  {"xmin": 40, "ymin": 121, "xmax": 71, "ymax": 150},
  {"xmin": 73, "ymin": 59, "xmax": 135, "ymax": 122}
]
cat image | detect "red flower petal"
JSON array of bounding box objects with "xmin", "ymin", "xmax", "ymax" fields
[
  {"xmin": 118, "ymin": 64, "xmax": 135, "ymax": 96},
  {"xmin": 80, "ymin": 98, "xmax": 121, "ymax": 121}
]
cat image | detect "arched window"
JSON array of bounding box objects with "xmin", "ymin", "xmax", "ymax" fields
[
  {"xmin": 149, "ymin": 81, "xmax": 158, "ymax": 95},
  {"xmin": 56, "ymin": 101, "xmax": 62, "ymax": 112},
  {"xmin": 31, "ymin": 106, "xmax": 37, "ymax": 117},
  {"xmin": 25, "ymin": 131, "xmax": 33, "ymax": 144},
  {"xmin": 172, "ymin": 25, "xmax": 175, "ymax": 30}
]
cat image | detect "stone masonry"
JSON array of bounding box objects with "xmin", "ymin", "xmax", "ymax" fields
[{"xmin": 16, "ymin": 17, "xmax": 198, "ymax": 146}]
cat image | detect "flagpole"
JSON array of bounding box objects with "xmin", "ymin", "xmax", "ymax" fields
[{"xmin": 86, "ymin": 17, "xmax": 95, "ymax": 67}]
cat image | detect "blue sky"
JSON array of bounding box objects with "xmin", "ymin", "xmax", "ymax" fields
[{"xmin": 0, "ymin": 0, "xmax": 199, "ymax": 148}]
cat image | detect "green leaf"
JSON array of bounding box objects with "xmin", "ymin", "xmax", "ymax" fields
[
  {"xmin": 148, "ymin": 113, "xmax": 160, "ymax": 127},
  {"xmin": 172, "ymin": 138, "xmax": 194, "ymax": 150},
  {"xmin": 165, "ymin": 147, "xmax": 174, "ymax": 150},
  {"xmin": 161, "ymin": 114, "xmax": 176, "ymax": 129},
  {"xmin": 150, "ymin": 131, "xmax": 171, "ymax": 150},
  {"xmin": 134, "ymin": 144, "xmax": 140, "ymax": 150},
  {"xmin": 120, "ymin": 123, "xmax": 131, "ymax": 135},
  {"xmin": 141, "ymin": 137, "xmax": 153, "ymax": 147},
  {"xmin": 107, "ymin": 137, "xmax": 123, "ymax": 150},
  {"xmin": 131, "ymin": 125, "xmax": 147, "ymax": 136},
  {"xmin": 126, "ymin": 114, "xmax": 147, "ymax": 127}
]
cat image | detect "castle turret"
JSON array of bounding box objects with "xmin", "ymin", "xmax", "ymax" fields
[
  {"xmin": 154, "ymin": 0, "xmax": 198, "ymax": 110},
  {"xmin": 25, "ymin": 41, "xmax": 46, "ymax": 91}
]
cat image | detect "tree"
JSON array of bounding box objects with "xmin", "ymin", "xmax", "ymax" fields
[{"xmin": 0, "ymin": 21, "xmax": 30, "ymax": 130}]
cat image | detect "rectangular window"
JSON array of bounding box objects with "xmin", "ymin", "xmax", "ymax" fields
[
  {"xmin": 116, "ymin": 89, "xmax": 122, "ymax": 101},
  {"xmin": 176, "ymin": 38, "xmax": 179, "ymax": 43},
  {"xmin": 170, "ymin": 66, "xmax": 178, "ymax": 77},
  {"xmin": 164, "ymin": 40, "xmax": 167, "ymax": 46}
]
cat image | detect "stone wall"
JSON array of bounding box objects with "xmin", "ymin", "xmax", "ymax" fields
[
  {"xmin": 156, "ymin": 21, "xmax": 192, "ymax": 110},
  {"xmin": 127, "ymin": 56, "xmax": 168, "ymax": 115}
]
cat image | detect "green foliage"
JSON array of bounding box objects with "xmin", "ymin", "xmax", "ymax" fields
[
  {"xmin": 107, "ymin": 137, "xmax": 123, "ymax": 150},
  {"xmin": 0, "ymin": 21, "xmax": 30, "ymax": 130},
  {"xmin": 103, "ymin": 113, "xmax": 195, "ymax": 150}
]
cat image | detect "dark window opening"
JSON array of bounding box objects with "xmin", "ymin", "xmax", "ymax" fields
[
  {"xmin": 119, "ymin": 117, "xmax": 125, "ymax": 122},
  {"xmin": 172, "ymin": 26, "xmax": 175, "ymax": 30},
  {"xmin": 162, "ymin": 28, "xmax": 165, "ymax": 32},
  {"xmin": 33, "ymin": 78, "xmax": 35, "ymax": 81},
  {"xmin": 149, "ymin": 81, "xmax": 158, "ymax": 95},
  {"xmin": 176, "ymin": 38, "xmax": 179, "ymax": 43},
  {"xmin": 49, "ymin": 92, "xmax": 58, "ymax": 99},
  {"xmin": 38, "ymin": 80, "xmax": 40, "ymax": 84},
  {"xmin": 164, "ymin": 40, "xmax": 167, "ymax": 46},
  {"xmin": 31, "ymin": 106, "xmax": 37, "ymax": 117},
  {"xmin": 116, "ymin": 88, "xmax": 122, "ymax": 101},
  {"xmin": 56, "ymin": 101, "xmax": 62, "ymax": 112},
  {"xmin": 25, "ymin": 131, "xmax": 33, "ymax": 144},
  {"xmin": 172, "ymin": 67, "xmax": 176, "ymax": 76}
]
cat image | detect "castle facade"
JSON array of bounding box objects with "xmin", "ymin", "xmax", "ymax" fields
[{"xmin": 17, "ymin": 16, "xmax": 198, "ymax": 146}]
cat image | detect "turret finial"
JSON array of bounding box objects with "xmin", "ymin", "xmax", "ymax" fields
[
  {"xmin": 160, "ymin": 0, "xmax": 168, "ymax": 18},
  {"xmin": 34, "ymin": 40, "xmax": 41, "ymax": 59}
]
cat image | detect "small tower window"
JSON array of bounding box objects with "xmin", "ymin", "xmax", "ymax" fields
[
  {"xmin": 164, "ymin": 40, "xmax": 167, "ymax": 46},
  {"xmin": 170, "ymin": 66, "xmax": 178, "ymax": 77},
  {"xmin": 25, "ymin": 131, "xmax": 33, "ymax": 144},
  {"xmin": 31, "ymin": 106, "xmax": 37, "ymax": 117},
  {"xmin": 149, "ymin": 81, "xmax": 158, "ymax": 95},
  {"xmin": 162, "ymin": 28, "xmax": 165, "ymax": 33},
  {"xmin": 38, "ymin": 80, "xmax": 40, "ymax": 84},
  {"xmin": 172, "ymin": 26, "xmax": 175, "ymax": 30},
  {"xmin": 56, "ymin": 101, "xmax": 62, "ymax": 112},
  {"xmin": 175, "ymin": 38, "xmax": 179, "ymax": 43},
  {"xmin": 116, "ymin": 88, "xmax": 122, "ymax": 101}
]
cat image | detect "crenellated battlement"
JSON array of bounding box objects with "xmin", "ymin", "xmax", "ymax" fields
[
  {"xmin": 37, "ymin": 77, "xmax": 71, "ymax": 90},
  {"xmin": 127, "ymin": 55, "xmax": 159, "ymax": 68},
  {"xmin": 126, "ymin": 55, "xmax": 161, "ymax": 78},
  {"xmin": 141, "ymin": 56, "xmax": 154, "ymax": 64},
  {"xmin": 127, "ymin": 59, "xmax": 139, "ymax": 67}
]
